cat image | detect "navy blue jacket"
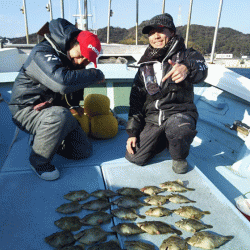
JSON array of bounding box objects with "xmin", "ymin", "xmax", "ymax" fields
[
  {"xmin": 9, "ymin": 18, "xmax": 104, "ymax": 116},
  {"xmin": 126, "ymin": 36, "xmax": 208, "ymax": 138}
]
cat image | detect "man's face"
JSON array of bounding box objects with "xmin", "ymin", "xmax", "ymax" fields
[
  {"xmin": 67, "ymin": 44, "xmax": 90, "ymax": 69},
  {"xmin": 148, "ymin": 27, "xmax": 173, "ymax": 48}
]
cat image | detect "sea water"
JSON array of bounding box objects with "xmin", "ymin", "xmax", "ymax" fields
[{"xmin": 229, "ymin": 68, "xmax": 250, "ymax": 79}]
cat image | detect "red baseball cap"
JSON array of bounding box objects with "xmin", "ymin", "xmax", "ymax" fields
[{"xmin": 76, "ymin": 31, "xmax": 101, "ymax": 68}]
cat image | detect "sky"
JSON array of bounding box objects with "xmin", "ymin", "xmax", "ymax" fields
[{"xmin": 0, "ymin": 0, "xmax": 250, "ymax": 39}]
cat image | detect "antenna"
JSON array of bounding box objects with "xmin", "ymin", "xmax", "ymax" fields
[{"xmin": 177, "ymin": 5, "xmax": 182, "ymax": 27}]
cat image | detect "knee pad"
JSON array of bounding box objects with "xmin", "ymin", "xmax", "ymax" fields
[{"xmin": 165, "ymin": 113, "xmax": 197, "ymax": 141}]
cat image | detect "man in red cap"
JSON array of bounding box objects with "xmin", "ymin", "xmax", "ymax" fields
[{"xmin": 9, "ymin": 18, "xmax": 105, "ymax": 181}]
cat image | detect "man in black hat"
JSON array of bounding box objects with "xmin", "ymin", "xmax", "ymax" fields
[{"xmin": 125, "ymin": 13, "xmax": 208, "ymax": 174}]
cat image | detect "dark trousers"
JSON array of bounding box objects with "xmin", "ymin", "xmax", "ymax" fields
[
  {"xmin": 125, "ymin": 113, "xmax": 197, "ymax": 166},
  {"xmin": 13, "ymin": 106, "xmax": 92, "ymax": 167}
]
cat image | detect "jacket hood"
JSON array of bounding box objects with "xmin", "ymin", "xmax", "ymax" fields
[{"xmin": 49, "ymin": 18, "xmax": 81, "ymax": 53}]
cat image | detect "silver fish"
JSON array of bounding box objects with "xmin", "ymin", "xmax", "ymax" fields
[
  {"xmin": 111, "ymin": 207, "xmax": 146, "ymax": 221},
  {"xmin": 137, "ymin": 221, "xmax": 182, "ymax": 235},
  {"xmin": 159, "ymin": 179, "xmax": 195, "ymax": 192},
  {"xmin": 173, "ymin": 206, "xmax": 210, "ymax": 220},
  {"xmin": 112, "ymin": 196, "xmax": 151, "ymax": 209},
  {"xmin": 160, "ymin": 235, "xmax": 188, "ymax": 250},
  {"xmin": 116, "ymin": 187, "xmax": 147, "ymax": 197},
  {"xmin": 88, "ymin": 240, "xmax": 121, "ymax": 250},
  {"xmin": 144, "ymin": 195, "xmax": 168, "ymax": 206},
  {"xmin": 54, "ymin": 216, "xmax": 82, "ymax": 231},
  {"xmin": 81, "ymin": 198, "xmax": 111, "ymax": 211},
  {"xmin": 145, "ymin": 207, "xmax": 173, "ymax": 217},
  {"xmin": 111, "ymin": 223, "xmax": 145, "ymax": 236},
  {"xmin": 175, "ymin": 218, "xmax": 213, "ymax": 233},
  {"xmin": 74, "ymin": 227, "xmax": 115, "ymax": 245},
  {"xmin": 90, "ymin": 189, "xmax": 118, "ymax": 199},
  {"xmin": 45, "ymin": 231, "xmax": 75, "ymax": 248},
  {"xmin": 187, "ymin": 231, "xmax": 234, "ymax": 249},
  {"xmin": 167, "ymin": 193, "xmax": 196, "ymax": 204},
  {"xmin": 79, "ymin": 211, "xmax": 113, "ymax": 226},
  {"xmin": 125, "ymin": 240, "xmax": 156, "ymax": 250},
  {"xmin": 140, "ymin": 186, "xmax": 164, "ymax": 196},
  {"xmin": 64, "ymin": 190, "xmax": 90, "ymax": 201},
  {"xmin": 56, "ymin": 201, "xmax": 83, "ymax": 214}
]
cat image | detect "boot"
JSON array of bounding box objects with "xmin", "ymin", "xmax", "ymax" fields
[{"xmin": 172, "ymin": 159, "xmax": 188, "ymax": 174}]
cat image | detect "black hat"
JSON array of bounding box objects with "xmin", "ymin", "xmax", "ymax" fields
[{"xmin": 142, "ymin": 13, "xmax": 176, "ymax": 34}]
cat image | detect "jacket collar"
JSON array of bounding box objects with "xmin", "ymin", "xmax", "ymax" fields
[{"xmin": 138, "ymin": 35, "xmax": 185, "ymax": 66}]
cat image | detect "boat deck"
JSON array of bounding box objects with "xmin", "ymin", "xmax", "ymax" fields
[{"xmin": 1, "ymin": 65, "xmax": 250, "ymax": 249}]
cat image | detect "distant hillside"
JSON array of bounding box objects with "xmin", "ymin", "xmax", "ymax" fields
[{"xmin": 5, "ymin": 23, "xmax": 250, "ymax": 58}]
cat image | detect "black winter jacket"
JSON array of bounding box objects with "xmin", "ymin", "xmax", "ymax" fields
[
  {"xmin": 126, "ymin": 36, "xmax": 208, "ymax": 138},
  {"xmin": 9, "ymin": 18, "xmax": 104, "ymax": 116}
]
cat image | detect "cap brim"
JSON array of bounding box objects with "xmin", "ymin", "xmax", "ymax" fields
[{"xmin": 142, "ymin": 25, "xmax": 164, "ymax": 34}]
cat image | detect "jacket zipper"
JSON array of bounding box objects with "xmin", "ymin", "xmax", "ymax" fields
[{"xmin": 155, "ymin": 100, "xmax": 163, "ymax": 126}]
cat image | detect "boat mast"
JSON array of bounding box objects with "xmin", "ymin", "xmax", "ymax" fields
[
  {"xmin": 210, "ymin": 0, "xmax": 223, "ymax": 63},
  {"xmin": 46, "ymin": 0, "xmax": 53, "ymax": 21},
  {"xmin": 60, "ymin": 0, "xmax": 64, "ymax": 18},
  {"xmin": 136, "ymin": 0, "xmax": 139, "ymax": 45},
  {"xmin": 185, "ymin": 0, "xmax": 193, "ymax": 48},
  {"xmin": 107, "ymin": 0, "xmax": 111, "ymax": 43},
  {"xmin": 84, "ymin": 0, "xmax": 88, "ymax": 31},
  {"xmin": 78, "ymin": 0, "xmax": 83, "ymax": 29},
  {"xmin": 21, "ymin": 0, "xmax": 29, "ymax": 44}
]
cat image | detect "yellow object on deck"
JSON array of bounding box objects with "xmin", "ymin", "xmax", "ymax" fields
[
  {"xmin": 71, "ymin": 94, "xmax": 118, "ymax": 139},
  {"xmin": 91, "ymin": 114, "xmax": 118, "ymax": 139},
  {"xmin": 84, "ymin": 94, "xmax": 110, "ymax": 117}
]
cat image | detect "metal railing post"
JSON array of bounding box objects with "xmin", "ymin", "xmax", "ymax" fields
[
  {"xmin": 185, "ymin": 0, "xmax": 193, "ymax": 48},
  {"xmin": 107, "ymin": 0, "xmax": 111, "ymax": 44},
  {"xmin": 210, "ymin": 0, "xmax": 223, "ymax": 63}
]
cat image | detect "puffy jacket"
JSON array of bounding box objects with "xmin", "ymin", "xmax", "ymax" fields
[
  {"xmin": 126, "ymin": 35, "xmax": 208, "ymax": 137},
  {"xmin": 9, "ymin": 18, "xmax": 104, "ymax": 116}
]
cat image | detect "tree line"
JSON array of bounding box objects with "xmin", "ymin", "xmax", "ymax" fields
[{"xmin": 5, "ymin": 22, "xmax": 250, "ymax": 58}]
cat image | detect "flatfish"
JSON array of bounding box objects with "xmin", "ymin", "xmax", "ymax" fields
[
  {"xmin": 88, "ymin": 240, "xmax": 121, "ymax": 250},
  {"xmin": 59, "ymin": 245, "xmax": 85, "ymax": 250},
  {"xmin": 74, "ymin": 227, "xmax": 115, "ymax": 245},
  {"xmin": 81, "ymin": 198, "xmax": 111, "ymax": 211},
  {"xmin": 112, "ymin": 196, "xmax": 150, "ymax": 209},
  {"xmin": 159, "ymin": 235, "xmax": 188, "ymax": 250},
  {"xmin": 187, "ymin": 231, "xmax": 234, "ymax": 249},
  {"xmin": 111, "ymin": 223, "xmax": 145, "ymax": 236},
  {"xmin": 80, "ymin": 211, "xmax": 113, "ymax": 225},
  {"xmin": 111, "ymin": 207, "xmax": 146, "ymax": 221},
  {"xmin": 140, "ymin": 186, "xmax": 164, "ymax": 196},
  {"xmin": 116, "ymin": 187, "xmax": 147, "ymax": 197},
  {"xmin": 125, "ymin": 240, "xmax": 156, "ymax": 250},
  {"xmin": 159, "ymin": 179, "xmax": 195, "ymax": 192},
  {"xmin": 144, "ymin": 195, "xmax": 168, "ymax": 206},
  {"xmin": 167, "ymin": 193, "xmax": 196, "ymax": 204},
  {"xmin": 175, "ymin": 218, "xmax": 213, "ymax": 233},
  {"xmin": 145, "ymin": 207, "xmax": 173, "ymax": 217},
  {"xmin": 54, "ymin": 216, "xmax": 82, "ymax": 231},
  {"xmin": 45, "ymin": 231, "xmax": 75, "ymax": 248},
  {"xmin": 137, "ymin": 221, "xmax": 182, "ymax": 235},
  {"xmin": 90, "ymin": 189, "xmax": 118, "ymax": 199},
  {"xmin": 173, "ymin": 206, "xmax": 210, "ymax": 220},
  {"xmin": 63, "ymin": 190, "xmax": 90, "ymax": 201},
  {"xmin": 56, "ymin": 201, "xmax": 83, "ymax": 214}
]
